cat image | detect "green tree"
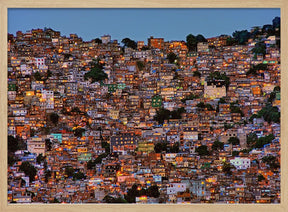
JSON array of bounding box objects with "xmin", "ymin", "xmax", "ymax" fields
[
  {"xmin": 257, "ymin": 104, "xmax": 280, "ymax": 123},
  {"xmin": 272, "ymin": 17, "xmax": 280, "ymax": 29},
  {"xmin": 19, "ymin": 161, "xmax": 37, "ymax": 181},
  {"xmin": 87, "ymin": 160, "xmax": 96, "ymax": 170},
  {"xmin": 181, "ymin": 93, "xmax": 199, "ymax": 103},
  {"xmin": 94, "ymin": 153, "xmax": 108, "ymax": 164},
  {"xmin": 170, "ymin": 107, "xmax": 185, "ymax": 119},
  {"xmin": 124, "ymin": 184, "xmax": 139, "ymax": 203},
  {"xmin": 101, "ymin": 141, "xmax": 110, "ymax": 154},
  {"xmin": 268, "ymin": 86, "xmax": 280, "ymax": 103},
  {"xmin": 246, "ymin": 132, "xmax": 258, "ymax": 147},
  {"xmin": 261, "ymin": 155, "xmax": 280, "ymax": 171},
  {"xmin": 34, "ymin": 71, "xmax": 42, "ymax": 81},
  {"xmin": 252, "ymin": 42, "xmax": 266, "ymax": 58},
  {"xmin": 121, "ymin": 38, "xmax": 137, "ymax": 49},
  {"xmin": 153, "ymin": 108, "xmax": 171, "ymax": 125},
  {"xmin": 84, "ymin": 60, "xmax": 108, "ymax": 83},
  {"xmin": 226, "ymin": 36, "xmax": 237, "ymax": 46},
  {"xmin": 186, "ymin": 34, "xmax": 206, "ymax": 51},
  {"xmin": 228, "ymin": 137, "xmax": 240, "ymax": 145},
  {"xmin": 196, "ymin": 34, "xmax": 207, "ymax": 43},
  {"xmin": 146, "ymin": 185, "xmax": 160, "ymax": 198},
  {"xmin": 44, "ymin": 170, "xmax": 51, "ymax": 183},
  {"xmin": 222, "ymin": 162, "xmax": 234, "ymax": 176},
  {"xmin": 154, "ymin": 142, "xmax": 168, "ymax": 153},
  {"xmin": 254, "ymin": 134, "xmax": 275, "ymax": 148},
  {"xmin": 224, "ymin": 123, "xmax": 233, "ymax": 130},
  {"xmin": 232, "ymin": 30, "xmax": 251, "ymax": 45},
  {"xmin": 167, "ymin": 52, "xmax": 178, "ymax": 64},
  {"xmin": 73, "ymin": 171, "xmax": 85, "ymax": 180},
  {"xmin": 136, "ymin": 61, "xmax": 145, "ymax": 71},
  {"xmin": 8, "ymin": 135, "xmax": 18, "ymax": 153},
  {"xmin": 186, "ymin": 34, "xmax": 197, "ymax": 52},
  {"xmin": 73, "ymin": 127, "xmax": 86, "ymax": 138},
  {"xmin": 219, "ymin": 98, "xmax": 227, "ymax": 104},
  {"xmin": 212, "ymin": 140, "xmax": 224, "ymax": 151},
  {"xmin": 193, "ymin": 70, "xmax": 201, "ymax": 77},
  {"xmin": 36, "ymin": 153, "xmax": 45, "ymax": 164},
  {"xmin": 257, "ymin": 174, "xmax": 265, "ymax": 182},
  {"xmin": 45, "ymin": 139, "xmax": 52, "ymax": 151},
  {"xmin": 247, "ymin": 63, "xmax": 268, "ymax": 76},
  {"xmin": 8, "ymin": 155, "xmax": 17, "ymax": 166},
  {"xmin": 49, "ymin": 112, "xmax": 59, "ymax": 125},
  {"xmin": 94, "ymin": 38, "xmax": 102, "ymax": 44},
  {"xmin": 64, "ymin": 166, "xmax": 74, "ymax": 178},
  {"xmin": 170, "ymin": 142, "xmax": 180, "ymax": 153},
  {"xmin": 103, "ymin": 195, "xmax": 128, "ymax": 203},
  {"xmin": 195, "ymin": 145, "xmax": 209, "ymax": 156},
  {"xmin": 196, "ymin": 102, "xmax": 214, "ymax": 111},
  {"xmin": 46, "ymin": 69, "xmax": 52, "ymax": 78}
]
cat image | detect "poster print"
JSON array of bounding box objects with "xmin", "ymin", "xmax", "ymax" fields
[{"xmin": 1, "ymin": 1, "xmax": 287, "ymax": 212}]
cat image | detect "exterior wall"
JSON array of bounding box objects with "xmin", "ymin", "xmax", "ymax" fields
[
  {"xmin": 167, "ymin": 183, "xmax": 187, "ymax": 195},
  {"xmin": 230, "ymin": 157, "xmax": 251, "ymax": 170},
  {"xmin": 204, "ymin": 83, "xmax": 226, "ymax": 99},
  {"xmin": 27, "ymin": 137, "xmax": 45, "ymax": 156}
]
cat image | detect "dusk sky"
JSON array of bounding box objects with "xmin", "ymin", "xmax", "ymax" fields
[{"xmin": 8, "ymin": 8, "xmax": 280, "ymax": 43}]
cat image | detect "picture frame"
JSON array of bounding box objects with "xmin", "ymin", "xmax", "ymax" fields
[{"xmin": 0, "ymin": 0, "xmax": 287, "ymax": 212}]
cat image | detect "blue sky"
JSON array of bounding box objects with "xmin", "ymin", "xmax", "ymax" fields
[{"xmin": 8, "ymin": 8, "xmax": 280, "ymax": 43}]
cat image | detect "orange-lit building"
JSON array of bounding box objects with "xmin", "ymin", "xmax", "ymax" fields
[{"xmin": 148, "ymin": 36, "xmax": 164, "ymax": 50}]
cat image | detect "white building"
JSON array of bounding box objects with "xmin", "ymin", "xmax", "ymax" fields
[
  {"xmin": 230, "ymin": 157, "xmax": 251, "ymax": 170},
  {"xmin": 20, "ymin": 64, "xmax": 32, "ymax": 75},
  {"xmin": 204, "ymin": 81, "xmax": 226, "ymax": 99},
  {"xmin": 12, "ymin": 108, "xmax": 28, "ymax": 116},
  {"xmin": 163, "ymin": 102, "xmax": 176, "ymax": 111},
  {"xmin": 35, "ymin": 57, "xmax": 45, "ymax": 68},
  {"xmin": 101, "ymin": 35, "xmax": 111, "ymax": 44},
  {"xmin": 27, "ymin": 137, "xmax": 45, "ymax": 156},
  {"xmin": 41, "ymin": 89, "xmax": 54, "ymax": 109},
  {"xmin": 167, "ymin": 183, "xmax": 187, "ymax": 195}
]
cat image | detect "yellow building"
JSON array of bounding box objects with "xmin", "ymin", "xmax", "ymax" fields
[{"xmin": 138, "ymin": 140, "xmax": 154, "ymax": 154}]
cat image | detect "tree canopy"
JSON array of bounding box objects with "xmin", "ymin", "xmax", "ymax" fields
[
  {"xmin": 124, "ymin": 184, "xmax": 160, "ymax": 203},
  {"xmin": 94, "ymin": 38, "xmax": 102, "ymax": 44},
  {"xmin": 49, "ymin": 112, "xmax": 59, "ymax": 125},
  {"xmin": 212, "ymin": 140, "xmax": 224, "ymax": 151},
  {"xmin": 195, "ymin": 145, "xmax": 209, "ymax": 156},
  {"xmin": 103, "ymin": 195, "xmax": 128, "ymax": 203},
  {"xmin": 73, "ymin": 127, "xmax": 86, "ymax": 138},
  {"xmin": 186, "ymin": 34, "xmax": 207, "ymax": 51},
  {"xmin": 121, "ymin": 38, "xmax": 137, "ymax": 49},
  {"xmin": 154, "ymin": 142, "xmax": 179, "ymax": 153},
  {"xmin": 228, "ymin": 137, "xmax": 240, "ymax": 145},
  {"xmin": 84, "ymin": 59, "xmax": 108, "ymax": 83},
  {"xmin": 232, "ymin": 30, "xmax": 251, "ymax": 45},
  {"xmin": 246, "ymin": 63, "xmax": 268, "ymax": 76},
  {"xmin": 261, "ymin": 155, "xmax": 280, "ymax": 171},
  {"xmin": 256, "ymin": 104, "xmax": 280, "ymax": 124},
  {"xmin": 196, "ymin": 102, "xmax": 214, "ymax": 111},
  {"xmin": 252, "ymin": 42, "xmax": 266, "ymax": 58},
  {"xmin": 19, "ymin": 161, "xmax": 37, "ymax": 181},
  {"xmin": 8, "ymin": 135, "xmax": 19, "ymax": 153},
  {"xmin": 154, "ymin": 107, "xmax": 185, "ymax": 124},
  {"xmin": 167, "ymin": 52, "xmax": 178, "ymax": 64},
  {"xmin": 222, "ymin": 162, "xmax": 234, "ymax": 176},
  {"xmin": 207, "ymin": 71, "xmax": 230, "ymax": 89}
]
